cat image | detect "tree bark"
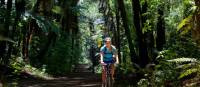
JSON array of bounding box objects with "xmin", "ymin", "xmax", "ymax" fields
[
  {"xmin": 114, "ymin": 1, "xmax": 121, "ymax": 63},
  {"xmin": 156, "ymin": 7, "xmax": 165, "ymax": 51},
  {"xmin": 0, "ymin": 0, "xmax": 12, "ymax": 83},
  {"xmin": 0, "ymin": 0, "xmax": 5, "ymax": 7},
  {"xmin": 22, "ymin": 20, "xmax": 35, "ymax": 64},
  {"xmin": 192, "ymin": 0, "xmax": 200, "ymax": 45},
  {"xmin": 142, "ymin": 0, "xmax": 157, "ymax": 62},
  {"xmin": 117, "ymin": 0, "xmax": 137, "ymax": 65},
  {"xmin": 35, "ymin": 32, "xmax": 56, "ymax": 66},
  {"xmin": 2, "ymin": 0, "xmax": 12, "ymax": 65},
  {"xmin": 132, "ymin": 0, "xmax": 149, "ymax": 68}
]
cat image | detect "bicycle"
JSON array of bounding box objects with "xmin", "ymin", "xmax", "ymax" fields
[{"xmin": 102, "ymin": 63, "xmax": 113, "ymax": 87}]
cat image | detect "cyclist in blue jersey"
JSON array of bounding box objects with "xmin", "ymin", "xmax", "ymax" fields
[{"xmin": 100, "ymin": 37, "xmax": 119, "ymax": 83}]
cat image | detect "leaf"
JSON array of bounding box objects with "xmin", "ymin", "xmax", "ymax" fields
[
  {"xmin": 177, "ymin": 15, "xmax": 192, "ymax": 32},
  {"xmin": 167, "ymin": 58, "xmax": 197, "ymax": 63},
  {"xmin": 31, "ymin": 15, "xmax": 49, "ymax": 32},
  {"xmin": 28, "ymin": 0, "xmax": 37, "ymax": 10},
  {"xmin": 30, "ymin": 14, "xmax": 60, "ymax": 34},
  {"xmin": 180, "ymin": 25, "xmax": 192, "ymax": 35},
  {"xmin": 178, "ymin": 68, "xmax": 197, "ymax": 79},
  {"xmin": 52, "ymin": 6, "xmax": 62, "ymax": 14},
  {"xmin": 0, "ymin": 36, "xmax": 16, "ymax": 43}
]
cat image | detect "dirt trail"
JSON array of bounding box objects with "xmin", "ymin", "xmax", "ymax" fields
[{"xmin": 18, "ymin": 73, "xmax": 102, "ymax": 87}]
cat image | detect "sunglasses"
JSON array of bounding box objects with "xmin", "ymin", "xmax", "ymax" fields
[{"xmin": 105, "ymin": 41, "xmax": 111, "ymax": 44}]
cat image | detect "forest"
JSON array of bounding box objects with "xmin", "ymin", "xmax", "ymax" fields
[{"xmin": 0, "ymin": 0, "xmax": 200, "ymax": 87}]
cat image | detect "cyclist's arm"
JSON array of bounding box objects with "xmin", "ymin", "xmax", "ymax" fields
[
  {"xmin": 115, "ymin": 53, "xmax": 119, "ymax": 64},
  {"xmin": 100, "ymin": 47, "xmax": 104, "ymax": 63},
  {"xmin": 100, "ymin": 52, "xmax": 104, "ymax": 63},
  {"xmin": 112, "ymin": 45, "xmax": 119, "ymax": 64}
]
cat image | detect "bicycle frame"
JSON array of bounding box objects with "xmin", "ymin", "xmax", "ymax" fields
[{"xmin": 102, "ymin": 63, "xmax": 113, "ymax": 87}]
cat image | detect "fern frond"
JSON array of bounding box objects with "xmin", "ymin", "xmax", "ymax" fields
[
  {"xmin": 167, "ymin": 58, "xmax": 197, "ymax": 63},
  {"xmin": 0, "ymin": 35, "xmax": 16, "ymax": 43},
  {"xmin": 176, "ymin": 63, "xmax": 196, "ymax": 69},
  {"xmin": 178, "ymin": 68, "xmax": 197, "ymax": 79},
  {"xmin": 177, "ymin": 15, "xmax": 193, "ymax": 35},
  {"xmin": 29, "ymin": 14, "xmax": 60, "ymax": 34},
  {"xmin": 52, "ymin": 6, "xmax": 62, "ymax": 14}
]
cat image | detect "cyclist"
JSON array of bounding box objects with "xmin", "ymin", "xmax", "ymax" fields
[{"xmin": 100, "ymin": 37, "xmax": 119, "ymax": 84}]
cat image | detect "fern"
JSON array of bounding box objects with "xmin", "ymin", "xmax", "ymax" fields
[
  {"xmin": 167, "ymin": 58, "xmax": 199, "ymax": 80},
  {"xmin": 52, "ymin": 6, "xmax": 62, "ymax": 14},
  {"xmin": 176, "ymin": 63, "xmax": 196, "ymax": 69},
  {"xmin": 27, "ymin": 13, "xmax": 60, "ymax": 34},
  {"xmin": 178, "ymin": 68, "xmax": 197, "ymax": 79},
  {"xmin": 167, "ymin": 58, "xmax": 197, "ymax": 63},
  {"xmin": 0, "ymin": 35, "xmax": 16, "ymax": 43},
  {"xmin": 177, "ymin": 15, "xmax": 192, "ymax": 35}
]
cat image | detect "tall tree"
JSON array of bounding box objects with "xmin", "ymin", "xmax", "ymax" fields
[
  {"xmin": 156, "ymin": 6, "xmax": 166, "ymax": 51},
  {"xmin": 2, "ymin": 0, "xmax": 12, "ymax": 65},
  {"xmin": 0, "ymin": 0, "xmax": 6, "ymax": 62},
  {"xmin": 115, "ymin": 7, "xmax": 121, "ymax": 63},
  {"xmin": 192, "ymin": 0, "xmax": 200, "ymax": 45},
  {"xmin": 132, "ymin": 0, "xmax": 149, "ymax": 67},
  {"xmin": 0, "ymin": 0, "xmax": 12, "ymax": 84},
  {"xmin": 117, "ymin": 0, "xmax": 137, "ymax": 65}
]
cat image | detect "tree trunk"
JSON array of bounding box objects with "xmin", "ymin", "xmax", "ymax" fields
[
  {"xmin": 0, "ymin": 0, "xmax": 12, "ymax": 84},
  {"xmin": 22, "ymin": 20, "xmax": 35, "ymax": 64},
  {"xmin": 0, "ymin": 0, "xmax": 5, "ymax": 7},
  {"xmin": 192, "ymin": 0, "xmax": 200, "ymax": 45},
  {"xmin": 141, "ymin": 0, "xmax": 157, "ymax": 62},
  {"xmin": 61, "ymin": 0, "xmax": 79, "ymax": 72},
  {"xmin": 12, "ymin": 0, "xmax": 25, "ymax": 55},
  {"xmin": 132, "ymin": 0, "xmax": 149, "ymax": 68},
  {"xmin": 35, "ymin": 32, "xmax": 56, "ymax": 66},
  {"xmin": 117, "ymin": 0, "xmax": 137, "ymax": 65},
  {"xmin": 156, "ymin": 7, "xmax": 165, "ymax": 51},
  {"xmin": 32, "ymin": 0, "xmax": 56, "ymax": 67},
  {"xmin": 2, "ymin": 0, "xmax": 12, "ymax": 65},
  {"xmin": 0, "ymin": 0, "xmax": 5, "ymax": 64},
  {"xmin": 115, "ymin": 1, "xmax": 121, "ymax": 63}
]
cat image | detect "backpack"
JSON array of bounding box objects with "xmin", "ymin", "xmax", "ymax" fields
[{"xmin": 102, "ymin": 45, "xmax": 114, "ymax": 55}]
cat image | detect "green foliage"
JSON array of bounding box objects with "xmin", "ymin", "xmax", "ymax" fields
[
  {"xmin": 179, "ymin": 68, "xmax": 197, "ymax": 79},
  {"xmin": 30, "ymin": 14, "xmax": 60, "ymax": 34},
  {"xmin": 167, "ymin": 58, "xmax": 199, "ymax": 80},
  {"xmin": 119, "ymin": 61, "xmax": 135, "ymax": 74},
  {"xmin": 44, "ymin": 33, "xmax": 77, "ymax": 75},
  {"xmin": 137, "ymin": 78, "xmax": 149, "ymax": 87},
  {"xmin": 156, "ymin": 50, "xmax": 177, "ymax": 61},
  {"xmin": 10, "ymin": 57, "xmax": 25, "ymax": 74},
  {"xmin": 146, "ymin": 56, "xmax": 200, "ymax": 86},
  {"xmin": 167, "ymin": 58, "xmax": 197, "ymax": 63},
  {"xmin": 166, "ymin": 27, "xmax": 200, "ymax": 59},
  {"xmin": 52, "ymin": 6, "xmax": 62, "ymax": 14},
  {"xmin": 0, "ymin": 36, "xmax": 16, "ymax": 43},
  {"xmin": 177, "ymin": 15, "xmax": 192, "ymax": 35},
  {"xmin": 23, "ymin": 64, "xmax": 52, "ymax": 79},
  {"xmin": 10, "ymin": 56, "xmax": 52, "ymax": 79},
  {"xmin": 79, "ymin": 0, "xmax": 102, "ymax": 21},
  {"xmin": 26, "ymin": 0, "xmax": 37, "ymax": 10}
]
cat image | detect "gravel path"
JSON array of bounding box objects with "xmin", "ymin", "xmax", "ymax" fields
[{"xmin": 17, "ymin": 73, "xmax": 102, "ymax": 87}]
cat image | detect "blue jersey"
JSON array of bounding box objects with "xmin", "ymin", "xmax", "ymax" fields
[{"xmin": 100, "ymin": 45, "xmax": 117, "ymax": 61}]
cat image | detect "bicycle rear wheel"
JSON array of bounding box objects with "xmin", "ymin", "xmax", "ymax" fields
[{"xmin": 106, "ymin": 75, "xmax": 113, "ymax": 87}]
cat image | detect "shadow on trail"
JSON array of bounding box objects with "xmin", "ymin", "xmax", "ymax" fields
[
  {"xmin": 13, "ymin": 73, "xmax": 135, "ymax": 87},
  {"xmin": 4, "ymin": 64, "xmax": 135, "ymax": 87},
  {"xmin": 18, "ymin": 73, "xmax": 102, "ymax": 87}
]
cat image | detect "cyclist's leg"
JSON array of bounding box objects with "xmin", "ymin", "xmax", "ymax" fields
[
  {"xmin": 111, "ymin": 64, "xmax": 115, "ymax": 80},
  {"xmin": 102, "ymin": 65, "xmax": 106, "ymax": 83}
]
